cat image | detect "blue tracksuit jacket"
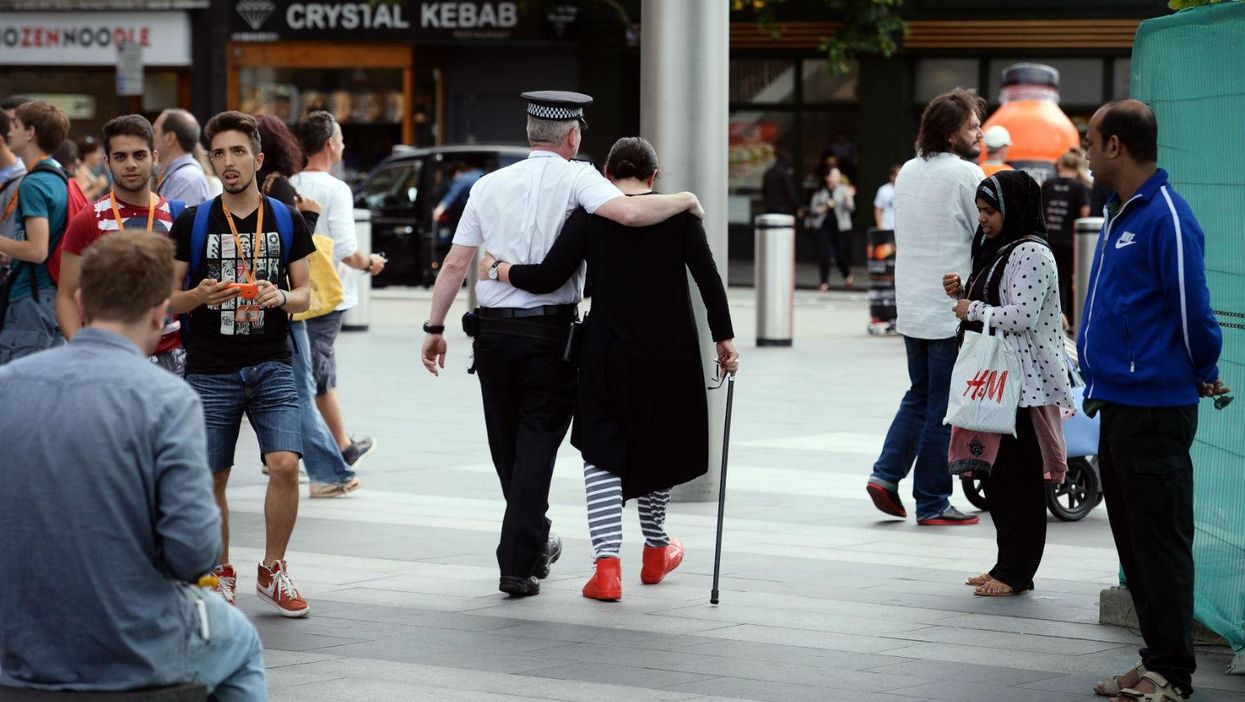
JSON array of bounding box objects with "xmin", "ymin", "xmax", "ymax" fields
[{"xmin": 1076, "ymin": 169, "xmax": 1222, "ymax": 407}]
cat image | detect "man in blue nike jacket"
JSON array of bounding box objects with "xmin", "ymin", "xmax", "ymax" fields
[{"xmin": 1078, "ymin": 99, "xmax": 1229, "ymax": 701}]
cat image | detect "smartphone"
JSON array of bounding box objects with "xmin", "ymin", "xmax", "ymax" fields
[{"xmin": 227, "ymin": 282, "xmax": 259, "ymax": 299}]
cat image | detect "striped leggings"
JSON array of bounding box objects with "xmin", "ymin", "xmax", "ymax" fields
[{"xmin": 584, "ymin": 463, "xmax": 671, "ymax": 559}]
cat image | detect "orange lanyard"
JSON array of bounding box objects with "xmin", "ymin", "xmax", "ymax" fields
[
  {"xmin": 221, "ymin": 200, "xmax": 264, "ymax": 285},
  {"xmin": 109, "ymin": 191, "xmax": 157, "ymax": 232},
  {"xmin": 1, "ymin": 190, "xmax": 16, "ymax": 223}
]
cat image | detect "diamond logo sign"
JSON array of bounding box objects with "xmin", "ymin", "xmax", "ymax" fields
[{"xmin": 236, "ymin": 0, "xmax": 276, "ymax": 31}]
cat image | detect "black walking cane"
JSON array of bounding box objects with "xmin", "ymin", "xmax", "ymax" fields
[{"xmin": 710, "ymin": 372, "xmax": 736, "ymax": 605}]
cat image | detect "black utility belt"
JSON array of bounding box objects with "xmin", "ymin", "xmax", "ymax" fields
[
  {"xmin": 475, "ymin": 304, "xmax": 578, "ymax": 320},
  {"xmin": 463, "ymin": 307, "xmax": 583, "ymax": 365}
]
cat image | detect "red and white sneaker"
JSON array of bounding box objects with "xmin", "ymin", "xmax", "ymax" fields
[
  {"xmin": 211, "ymin": 564, "xmax": 237, "ymax": 605},
  {"xmin": 257, "ymin": 560, "xmax": 310, "ymax": 618}
]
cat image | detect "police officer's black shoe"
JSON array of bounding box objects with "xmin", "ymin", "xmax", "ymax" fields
[
  {"xmin": 535, "ymin": 535, "xmax": 562, "ymax": 579},
  {"xmin": 499, "ymin": 575, "xmax": 540, "ymax": 597}
]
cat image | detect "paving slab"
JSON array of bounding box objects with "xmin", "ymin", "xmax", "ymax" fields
[{"xmin": 213, "ymin": 289, "xmax": 1245, "ymax": 701}]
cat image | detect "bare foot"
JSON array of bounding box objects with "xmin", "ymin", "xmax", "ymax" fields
[
  {"xmin": 965, "ymin": 572, "xmax": 991, "ymax": 586},
  {"xmin": 973, "ymin": 578, "xmax": 1017, "ymax": 596}
]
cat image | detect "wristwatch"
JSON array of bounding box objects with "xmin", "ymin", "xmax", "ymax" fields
[
  {"xmin": 422, "ymin": 320, "xmax": 445, "ymax": 335},
  {"xmin": 487, "ymin": 259, "xmax": 503, "ymax": 280}
]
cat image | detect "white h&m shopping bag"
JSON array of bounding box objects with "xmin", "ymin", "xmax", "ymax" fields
[{"xmin": 944, "ymin": 309, "xmax": 1021, "ymax": 436}]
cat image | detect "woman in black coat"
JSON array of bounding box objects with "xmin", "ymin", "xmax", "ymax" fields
[{"xmin": 482, "ymin": 137, "xmax": 739, "ymax": 602}]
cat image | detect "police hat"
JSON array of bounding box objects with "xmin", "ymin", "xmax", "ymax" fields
[{"xmin": 521, "ymin": 90, "xmax": 592, "ymax": 128}]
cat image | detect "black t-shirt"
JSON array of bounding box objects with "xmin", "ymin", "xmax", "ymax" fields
[
  {"xmin": 171, "ymin": 197, "xmax": 315, "ymax": 374},
  {"xmin": 1041, "ymin": 176, "xmax": 1089, "ymax": 248}
]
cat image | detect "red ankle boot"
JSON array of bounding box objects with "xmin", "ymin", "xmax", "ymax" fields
[
  {"xmin": 582, "ymin": 557, "xmax": 622, "ymax": 601},
  {"xmin": 641, "ymin": 537, "xmax": 684, "ymax": 585}
]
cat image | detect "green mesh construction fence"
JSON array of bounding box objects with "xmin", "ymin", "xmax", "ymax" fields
[{"xmin": 1132, "ymin": 2, "xmax": 1245, "ymax": 672}]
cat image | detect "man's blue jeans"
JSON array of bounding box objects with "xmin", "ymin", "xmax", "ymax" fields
[
  {"xmin": 869, "ymin": 335, "xmax": 958, "ymax": 520},
  {"xmin": 290, "ymin": 321, "xmax": 355, "ymax": 485},
  {"xmin": 187, "ymin": 587, "xmax": 266, "ymax": 701}
]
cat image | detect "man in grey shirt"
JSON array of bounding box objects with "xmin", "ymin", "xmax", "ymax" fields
[
  {"xmin": 154, "ymin": 108, "xmax": 213, "ymax": 206},
  {"xmin": 0, "ymin": 232, "xmax": 265, "ymax": 698}
]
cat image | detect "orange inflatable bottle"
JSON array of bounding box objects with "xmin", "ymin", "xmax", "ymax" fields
[{"xmin": 980, "ymin": 64, "xmax": 1080, "ymax": 183}]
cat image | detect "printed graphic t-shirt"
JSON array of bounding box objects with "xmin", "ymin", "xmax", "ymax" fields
[
  {"xmin": 171, "ymin": 197, "xmax": 315, "ymax": 374},
  {"xmin": 63, "ymin": 193, "xmax": 182, "ymax": 354}
]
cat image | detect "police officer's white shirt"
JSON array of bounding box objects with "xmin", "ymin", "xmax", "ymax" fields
[
  {"xmin": 453, "ymin": 150, "xmax": 623, "ymax": 309},
  {"xmin": 892, "ymin": 152, "xmax": 983, "ymax": 340}
]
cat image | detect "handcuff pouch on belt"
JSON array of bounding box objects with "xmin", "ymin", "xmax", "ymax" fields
[{"xmin": 466, "ymin": 308, "xmax": 583, "ymax": 365}]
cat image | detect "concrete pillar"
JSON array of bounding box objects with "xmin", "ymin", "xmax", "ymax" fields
[{"xmin": 641, "ymin": 0, "xmax": 729, "ymax": 502}]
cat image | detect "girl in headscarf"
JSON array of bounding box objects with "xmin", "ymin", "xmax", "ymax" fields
[{"xmin": 942, "ymin": 169, "xmax": 1075, "ymax": 597}]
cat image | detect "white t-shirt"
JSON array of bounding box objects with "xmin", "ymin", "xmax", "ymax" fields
[
  {"xmin": 290, "ymin": 170, "xmax": 360, "ymax": 310},
  {"xmin": 892, "ymin": 153, "xmax": 983, "ymax": 340},
  {"xmin": 452, "ymin": 150, "xmax": 623, "ymax": 309},
  {"xmin": 873, "ymin": 182, "xmax": 895, "ymax": 230}
]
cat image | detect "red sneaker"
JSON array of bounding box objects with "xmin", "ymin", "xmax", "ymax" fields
[
  {"xmin": 582, "ymin": 557, "xmax": 622, "ymax": 601},
  {"xmin": 257, "ymin": 560, "xmax": 310, "ymax": 618},
  {"xmin": 211, "ymin": 564, "xmax": 237, "ymax": 606},
  {"xmin": 641, "ymin": 537, "xmax": 684, "ymax": 585}
]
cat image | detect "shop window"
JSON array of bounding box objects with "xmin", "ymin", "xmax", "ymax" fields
[
  {"xmin": 914, "ymin": 59, "xmax": 978, "ymax": 104},
  {"xmin": 727, "ymin": 111, "xmax": 795, "ymax": 224},
  {"xmin": 802, "ymin": 60, "xmax": 859, "ymax": 103},
  {"xmin": 987, "ymin": 58, "xmax": 1102, "ymax": 106},
  {"xmin": 238, "ymin": 65, "xmax": 408, "ymax": 184},
  {"xmin": 142, "ymin": 72, "xmax": 180, "ymax": 113},
  {"xmin": 801, "ymin": 110, "xmax": 858, "ymax": 191},
  {"xmin": 730, "ymin": 59, "xmax": 796, "ymax": 104},
  {"xmin": 1113, "ymin": 58, "xmax": 1131, "ymax": 100}
]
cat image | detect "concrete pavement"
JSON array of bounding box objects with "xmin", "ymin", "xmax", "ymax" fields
[{"xmin": 221, "ymin": 286, "xmax": 1245, "ymax": 701}]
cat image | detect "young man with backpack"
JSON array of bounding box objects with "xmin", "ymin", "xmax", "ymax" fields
[
  {"xmin": 57, "ymin": 115, "xmax": 188, "ymax": 374},
  {"xmin": 169, "ymin": 111, "xmax": 316, "ymax": 617},
  {"xmin": 0, "ymin": 100, "xmax": 78, "ymax": 364}
]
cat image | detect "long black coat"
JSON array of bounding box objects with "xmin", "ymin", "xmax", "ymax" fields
[{"xmin": 508, "ymin": 200, "xmax": 734, "ymax": 499}]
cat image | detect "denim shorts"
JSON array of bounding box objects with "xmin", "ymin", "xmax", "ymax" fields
[
  {"xmin": 0, "ymin": 286, "xmax": 64, "ymax": 365},
  {"xmin": 304, "ymin": 310, "xmax": 344, "ymax": 395},
  {"xmin": 186, "ymin": 361, "xmax": 302, "ymax": 472}
]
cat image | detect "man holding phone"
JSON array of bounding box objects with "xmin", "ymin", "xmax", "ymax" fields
[{"xmin": 170, "ymin": 111, "xmax": 316, "ymax": 618}]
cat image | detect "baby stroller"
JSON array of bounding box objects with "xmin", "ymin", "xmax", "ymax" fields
[{"xmin": 959, "ymin": 338, "xmax": 1104, "ymax": 521}]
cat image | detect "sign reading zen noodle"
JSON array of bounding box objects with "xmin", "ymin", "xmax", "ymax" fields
[{"xmin": 0, "ymin": 12, "xmax": 191, "ymax": 66}]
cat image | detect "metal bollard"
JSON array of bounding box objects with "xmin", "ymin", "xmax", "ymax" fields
[
  {"xmin": 1073, "ymin": 216, "xmax": 1104, "ymax": 337},
  {"xmin": 342, "ymin": 209, "xmax": 372, "ymax": 332},
  {"xmin": 754, "ymin": 214, "xmax": 795, "ymax": 347}
]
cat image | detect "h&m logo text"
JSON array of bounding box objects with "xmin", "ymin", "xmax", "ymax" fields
[{"xmin": 964, "ymin": 369, "xmax": 1008, "ymax": 403}]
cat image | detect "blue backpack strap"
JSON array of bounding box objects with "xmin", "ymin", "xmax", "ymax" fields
[
  {"xmin": 266, "ymin": 196, "xmax": 294, "ymax": 270},
  {"xmin": 186, "ymin": 199, "xmax": 214, "ymax": 289},
  {"xmin": 168, "ymin": 199, "xmax": 186, "ymax": 224}
]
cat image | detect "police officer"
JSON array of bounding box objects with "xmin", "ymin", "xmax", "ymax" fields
[{"xmin": 421, "ymin": 91, "xmax": 705, "ymax": 597}]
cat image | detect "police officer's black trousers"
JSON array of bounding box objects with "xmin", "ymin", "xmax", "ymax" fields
[
  {"xmin": 473, "ymin": 323, "xmax": 576, "ymax": 579},
  {"xmin": 1099, "ymin": 404, "xmax": 1198, "ymax": 696}
]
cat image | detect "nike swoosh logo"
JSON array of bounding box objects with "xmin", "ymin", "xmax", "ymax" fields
[{"xmin": 1115, "ymin": 239, "xmax": 1137, "ymax": 249}]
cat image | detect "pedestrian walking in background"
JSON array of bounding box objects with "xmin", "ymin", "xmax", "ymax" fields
[
  {"xmin": 1042, "ymin": 149, "xmax": 1091, "ymax": 324},
  {"xmin": 761, "ymin": 149, "xmax": 801, "ymax": 217},
  {"xmin": 1079, "ymin": 99, "xmax": 1227, "ymax": 702},
  {"xmin": 481, "ymin": 136, "xmax": 739, "ymax": 601},
  {"xmin": 292, "ymin": 110, "xmax": 386, "ymax": 467},
  {"xmin": 255, "ymin": 113, "xmax": 362, "ymax": 499},
  {"xmin": 74, "ymin": 135, "xmax": 110, "ymax": 201},
  {"xmin": 866, "ymin": 87, "xmax": 985, "ymax": 526},
  {"xmin": 0, "ymin": 232, "xmax": 266, "ymax": 698},
  {"xmin": 981, "ymin": 126, "xmax": 1013, "ymax": 177},
  {"xmin": 0, "ymin": 100, "xmax": 71, "ymax": 364},
  {"xmin": 420, "ymin": 90, "xmax": 705, "ymax": 598},
  {"xmin": 808, "ymin": 166, "xmax": 855, "ymax": 289},
  {"xmin": 55, "ymin": 114, "xmax": 188, "ymax": 375},
  {"xmin": 943, "ymin": 170, "xmax": 1075, "ymax": 597},
  {"xmin": 154, "ymin": 108, "xmax": 213, "ymax": 207},
  {"xmin": 873, "ymin": 164, "xmax": 900, "ymax": 231}
]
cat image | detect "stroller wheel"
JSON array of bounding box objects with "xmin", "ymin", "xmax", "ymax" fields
[
  {"xmin": 1047, "ymin": 456, "xmax": 1101, "ymax": 521},
  {"xmin": 960, "ymin": 475, "xmax": 989, "ymax": 512}
]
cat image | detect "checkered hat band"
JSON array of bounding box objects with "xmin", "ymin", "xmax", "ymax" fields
[{"xmin": 527, "ymin": 104, "xmax": 582, "ymax": 121}]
